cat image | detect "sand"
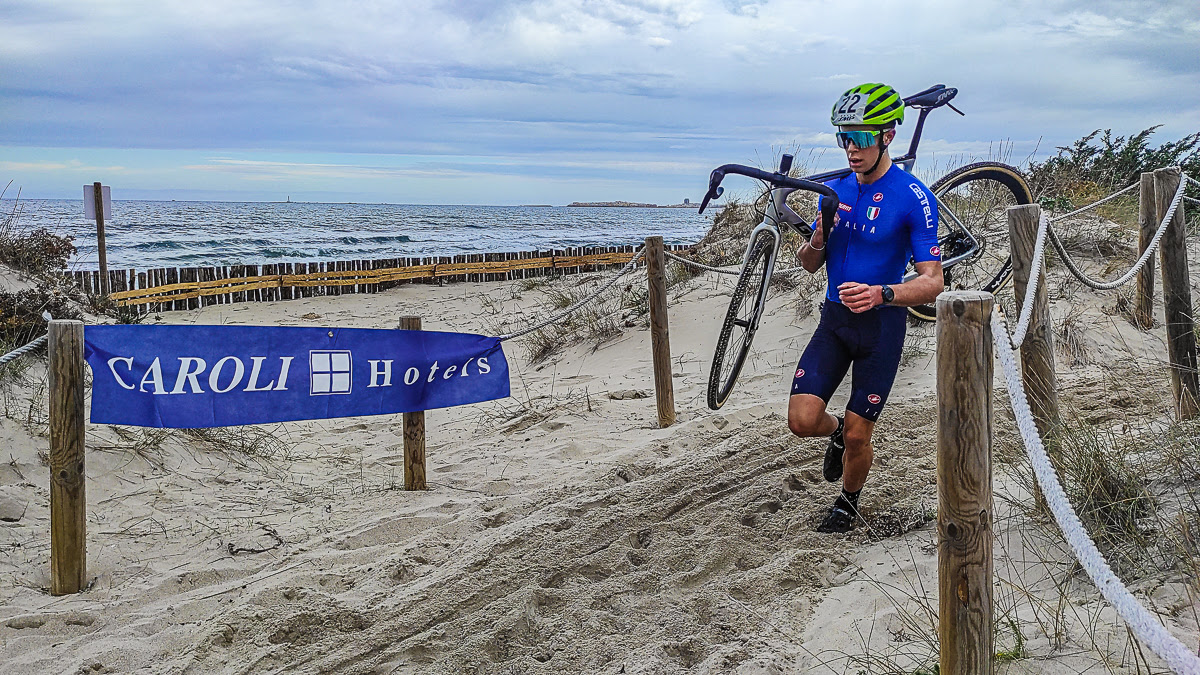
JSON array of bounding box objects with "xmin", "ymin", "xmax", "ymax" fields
[{"xmin": 1, "ymin": 227, "xmax": 1198, "ymax": 673}]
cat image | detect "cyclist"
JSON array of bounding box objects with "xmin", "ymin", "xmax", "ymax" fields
[{"xmin": 789, "ymin": 83, "xmax": 945, "ymax": 533}]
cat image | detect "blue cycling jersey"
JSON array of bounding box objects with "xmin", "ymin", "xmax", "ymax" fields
[{"xmin": 818, "ymin": 165, "xmax": 940, "ymax": 303}]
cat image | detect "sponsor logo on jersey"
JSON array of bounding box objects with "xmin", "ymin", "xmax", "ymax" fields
[
  {"xmin": 795, "ymin": 368, "xmax": 805, "ymax": 378},
  {"xmin": 867, "ymin": 394, "xmax": 881, "ymax": 404},
  {"xmin": 866, "ymin": 206, "xmax": 880, "ymax": 220},
  {"xmin": 909, "ymin": 183, "xmax": 934, "ymax": 229},
  {"xmin": 872, "ymin": 192, "xmax": 883, "ymax": 202},
  {"xmin": 838, "ymin": 202, "xmax": 852, "ymax": 213},
  {"xmin": 931, "ymin": 245, "xmax": 941, "ymax": 256}
]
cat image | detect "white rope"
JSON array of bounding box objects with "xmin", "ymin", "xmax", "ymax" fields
[
  {"xmin": 663, "ymin": 251, "xmax": 740, "ymax": 276},
  {"xmin": 496, "ymin": 249, "xmax": 645, "ymax": 341},
  {"xmin": 992, "ymin": 308, "xmax": 1200, "ymax": 675},
  {"xmin": 1047, "ymin": 182, "xmax": 1140, "ymax": 224},
  {"xmin": 1044, "ymin": 175, "xmax": 1187, "ymax": 291},
  {"xmin": 664, "ymin": 251, "xmax": 806, "ymax": 277},
  {"xmin": 0, "ymin": 334, "xmax": 47, "ymax": 368},
  {"xmin": 1186, "ymin": 196, "xmax": 1200, "ymax": 207},
  {"xmin": 773, "ymin": 264, "xmax": 806, "ymax": 276},
  {"xmin": 1186, "ymin": 175, "xmax": 1200, "ymax": 189},
  {"xmin": 1009, "ymin": 211, "xmax": 1050, "ymax": 348}
]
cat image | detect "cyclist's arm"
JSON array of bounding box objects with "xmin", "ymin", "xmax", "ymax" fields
[
  {"xmin": 797, "ymin": 232, "xmax": 827, "ymax": 272},
  {"xmin": 886, "ymin": 260, "xmax": 943, "ymax": 306},
  {"xmin": 837, "ymin": 260, "xmax": 943, "ymax": 311},
  {"xmin": 796, "ymin": 197, "xmax": 829, "ymax": 273}
]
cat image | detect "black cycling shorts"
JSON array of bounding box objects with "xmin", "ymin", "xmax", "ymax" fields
[{"xmin": 790, "ymin": 299, "xmax": 907, "ymax": 422}]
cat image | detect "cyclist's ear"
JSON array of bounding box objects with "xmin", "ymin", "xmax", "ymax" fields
[{"xmin": 883, "ymin": 129, "xmax": 896, "ymax": 146}]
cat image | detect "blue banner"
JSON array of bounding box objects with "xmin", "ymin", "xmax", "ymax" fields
[{"xmin": 84, "ymin": 325, "xmax": 509, "ymax": 428}]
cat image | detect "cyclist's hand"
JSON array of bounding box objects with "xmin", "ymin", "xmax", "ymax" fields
[{"xmin": 838, "ymin": 282, "xmax": 881, "ymax": 313}]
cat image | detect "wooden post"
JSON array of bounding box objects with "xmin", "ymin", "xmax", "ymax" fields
[
  {"xmin": 49, "ymin": 320, "xmax": 86, "ymax": 595},
  {"xmin": 1008, "ymin": 204, "xmax": 1058, "ymax": 435},
  {"xmin": 645, "ymin": 236, "xmax": 676, "ymax": 427},
  {"xmin": 92, "ymin": 183, "xmax": 109, "ymax": 296},
  {"xmin": 1155, "ymin": 166, "xmax": 1200, "ymax": 419},
  {"xmin": 936, "ymin": 291, "xmax": 994, "ymax": 675},
  {"xmin": 399, "ymin": 316, "xmax": 427, "ymax": 490},
  {"xmin": 1134, "ymin": 172, "xmax": 1158, "ymax": 329}
]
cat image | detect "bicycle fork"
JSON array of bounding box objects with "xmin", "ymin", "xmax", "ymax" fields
[{"xmin": 738, "ymin": 221, "xmax": 780, "ymax": 333}]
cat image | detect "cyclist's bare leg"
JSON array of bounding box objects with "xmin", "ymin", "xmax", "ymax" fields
[
  {"xmin": 842, "ymin": 411, "xmax": 875, "ymax": 493},
  {"xmin": 787, "ymin": 393, "xmax": 839, "ymax": 437}
]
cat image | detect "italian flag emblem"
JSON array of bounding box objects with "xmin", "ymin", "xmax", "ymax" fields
[{"xmin": 866, "ymin": 206, "xmax": 880, "ymax": 220}]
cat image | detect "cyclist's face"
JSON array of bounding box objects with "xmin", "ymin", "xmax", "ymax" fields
[{"xmin": 839, "ymin": 125, "xmax": 895, "ymax": 172}]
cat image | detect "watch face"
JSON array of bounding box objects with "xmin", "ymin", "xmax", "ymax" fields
[{"xmin": 882, "ymin": 285, "xmax": 894, "ymax": 303}]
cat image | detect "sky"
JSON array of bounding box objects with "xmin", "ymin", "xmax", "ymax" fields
[{"xmin": 2, "ymin": 0, "xmax": 1197, "ymax": 205}]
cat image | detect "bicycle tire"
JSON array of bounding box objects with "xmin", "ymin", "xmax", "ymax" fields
[
  {"xmin": 708, "ymin": 230, "xmax": 775, "ymax": 410},
  {"xmin": 908, "ymin": 161, "xmax": 1033, "ymax": 322}
]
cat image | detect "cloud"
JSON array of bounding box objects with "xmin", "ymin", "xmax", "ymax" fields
[
  {"xmin": 0, "ymin": 159, "xmax": 127, "ymax": 173},
  {"xmin": 2, "ymin": 0, "xmax": 1197, "ymax": 203}
]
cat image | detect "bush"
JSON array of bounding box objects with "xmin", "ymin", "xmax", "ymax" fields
[
  {"xmin": 1, "ymin": 189, "xmax": 77, "ymax": 275},
  {"xmin": 1026, "ymin": 126, "xmax": 1200, "ymax": 206},
  {"xmin": 0, "ymin": 288, "xmax": 83, "ymax": 345},
  {"xmin": 0, "ymin": 227, "xmax": 76, "ymax": 275}
]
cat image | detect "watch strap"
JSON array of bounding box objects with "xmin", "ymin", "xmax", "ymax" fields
[{"xmin": 881, "ymin": 284, "xmax": 894, "ymax": 304}]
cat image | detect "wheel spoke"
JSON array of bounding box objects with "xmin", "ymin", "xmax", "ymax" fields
[{"xmin": 708, "ymin": 231, "xmax": 774, "ymax": 408}]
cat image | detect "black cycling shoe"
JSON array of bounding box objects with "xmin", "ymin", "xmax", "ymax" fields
[
  {"xmin": 822, "ymin": 415, "xmax": 845, "ymax": 483},
  {"xmin": 816, "ymin": 505, "xmax": 855, "ymax": 533}
]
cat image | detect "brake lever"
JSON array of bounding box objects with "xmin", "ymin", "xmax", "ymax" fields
[
  {"xmin": 698, "ymin": 170, "xmax": 726, "ymax": 214},
  {"xmin": 698, "ymin": 186, "xmax": 723, "ymax": 214}
]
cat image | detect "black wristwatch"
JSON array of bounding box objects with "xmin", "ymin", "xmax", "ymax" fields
[{"xmin": 880, "ymin": 284, "xmax": 895, "ymax": 305}]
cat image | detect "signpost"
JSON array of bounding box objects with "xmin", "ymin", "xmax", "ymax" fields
[{"xmin": 84, "ymin": 183, "xmax": 111, "ymax": 295}]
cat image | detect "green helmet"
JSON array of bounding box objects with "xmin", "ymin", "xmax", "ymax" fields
[{"xmin": 831, "ymin": 83, "xmax": 904, "ymax": 127}]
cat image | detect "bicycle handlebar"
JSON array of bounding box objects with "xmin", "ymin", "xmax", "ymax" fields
[{"xmin": 698, "ymin": 164, "xmax": 839, "ymax": 238}]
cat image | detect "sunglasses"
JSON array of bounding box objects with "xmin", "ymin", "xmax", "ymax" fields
[{"xmin": 835, "ymin": 130, "xmax": 884, "ymax": 149}]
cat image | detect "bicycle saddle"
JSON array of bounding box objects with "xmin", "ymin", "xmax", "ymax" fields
[{"xmin": 905, "ymin": 84, "xmax": 958, "ymax": 109}]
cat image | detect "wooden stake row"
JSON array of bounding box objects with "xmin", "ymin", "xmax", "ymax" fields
[{"xmin": 61, "ymin": 244, "xmax": 695, "ymax": 311}]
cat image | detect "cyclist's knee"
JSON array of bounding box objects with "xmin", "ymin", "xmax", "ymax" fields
[
  {"xmin": 787, "ymin": 395, "xmax": 828, "ymax": 437},
  {"xmin": 787, "ymin": 410, "xmax": 826, "ymax": 437},
  {"xmin": 843, "ymin": 425, "xmax": 874, "ymax": 452},
  {"xmin": 787, "ymin": 415, "xmax": 816, "ymax": 437}
]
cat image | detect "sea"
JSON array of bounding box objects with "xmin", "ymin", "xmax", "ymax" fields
[{"xmin": 4, "ymin": 200, "xmax": 715, "ymax": 270}]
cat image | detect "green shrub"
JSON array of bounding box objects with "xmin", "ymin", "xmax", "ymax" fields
[
  {"xmin": 1, "ymin": 190, "xmax": 76, "ymax": 275},
  {"xmin": 0, "ymin": 227, "xmax": 76, "ymax": 275},
  {"xmin": 1027, "ymin": 126, "xmax": 1200, "ymax": 206},
  {"xmin": 0, "ymin": 288, "xmax": 83, "ymax": 345}
]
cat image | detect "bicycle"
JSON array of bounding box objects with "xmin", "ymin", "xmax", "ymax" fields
[{"xmin": 699, "ymin": 83, "xmax": 1033, "ymax": 410}]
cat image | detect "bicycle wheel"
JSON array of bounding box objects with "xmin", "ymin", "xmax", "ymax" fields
[
  {"xmin": 708, "ymin": 230, "xmax": 775, "ymax": 410},
  {"xmin": 908, "ymin": 161, "xmax": 1033, "ymax": 322}
]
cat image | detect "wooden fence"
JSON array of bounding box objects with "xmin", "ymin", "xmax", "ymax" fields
[{"xmin": 59, "ymin": 244, "xmax": 691, "ymax": 312}]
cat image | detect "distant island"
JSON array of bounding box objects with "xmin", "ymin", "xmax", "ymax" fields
[{"xmin": 566, "ymin": 200, "xmax": 699, "ymax": 208}]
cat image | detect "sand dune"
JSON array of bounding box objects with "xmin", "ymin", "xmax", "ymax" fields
[{"xmin": 1, "ymin": 229, "xmax": 1198, "ymax": 673}]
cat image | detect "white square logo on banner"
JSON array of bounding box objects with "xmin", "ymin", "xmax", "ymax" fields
[{"xmin": 310, "ymin": 350, "xmax": 353, "ymax": 395}]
